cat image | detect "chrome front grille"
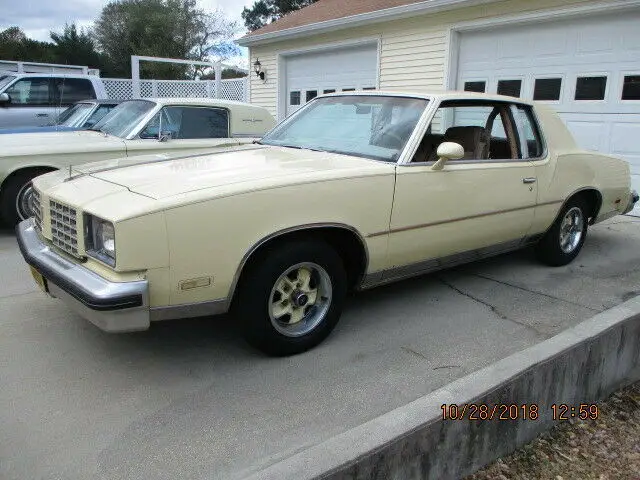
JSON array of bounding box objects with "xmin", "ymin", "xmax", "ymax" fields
[
  {"xmin": 32, "ymin": 189, "xmax": 43, "ymax": 232},
  {"xmin": 50, "ymin": 200, "xmax": 80, "ymax": 257}
]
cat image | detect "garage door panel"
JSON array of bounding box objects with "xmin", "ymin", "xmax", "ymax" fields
[
  {"xmin": 284, "ymin": 44, "xmax": 377, "ymax": 116},
  {"xmin": 611, "ymin": 123, "xmax": 640, "ymax": 157},
  {"xmin": 563, "ymin": 117, "xmax": 607, "ymax": 152}
]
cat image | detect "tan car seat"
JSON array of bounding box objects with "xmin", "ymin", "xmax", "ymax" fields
[{"xmin": 428, "ymin": 126, "xmax": 489, "ymax": 161}]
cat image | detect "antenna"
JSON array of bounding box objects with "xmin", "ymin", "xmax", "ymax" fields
[{"xmin": 57, "ymin": 76, "xmax": 66, "ymax": 128}]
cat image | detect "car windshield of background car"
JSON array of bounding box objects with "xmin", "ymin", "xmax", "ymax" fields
[
  {"xmin": 90, "ymin": 100, "xmax": 156, "ymax": 138},
  {"xmin": 57, "ymin": 103, "xmax": 94, "ymax": 126}
]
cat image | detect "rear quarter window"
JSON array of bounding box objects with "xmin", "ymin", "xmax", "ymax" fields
[{"xmin": 515, "ymin": 105, "xmax": 544, "ymax": 158}]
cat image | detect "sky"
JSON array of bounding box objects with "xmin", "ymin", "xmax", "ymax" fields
[{"xmin": 0, "ymin": 0, "xmax": 254, "ymax": 67}]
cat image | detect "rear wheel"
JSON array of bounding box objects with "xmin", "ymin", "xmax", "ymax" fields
[
  {"xmin": 535, "ymin": 196, "xmax": 589, "ymax": 266},
  {"xmin": 0, "ymin": 169, "xmax": 50, "ymax": 225},
  {"xmin": 233, "ymin": 240, "xmax": 347, "ymax": 356}
]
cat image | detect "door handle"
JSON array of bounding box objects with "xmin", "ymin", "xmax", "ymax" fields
[
  {"xmin": 36, "ymin": 113, "xmax": 49, "ymax": 117},
  {"xmin": 522, "ymin": 177, "xmax": 537, "ymax": 184}
]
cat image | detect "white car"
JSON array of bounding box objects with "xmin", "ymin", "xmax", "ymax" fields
[{"xmin": 0, "ymin": 97, "xmax": 276, "ymax": 224}]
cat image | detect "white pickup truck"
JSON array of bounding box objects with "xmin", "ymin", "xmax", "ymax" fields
[{"xmin": 0, "ymin": 74, "xmax": 108, "ymax": 128}]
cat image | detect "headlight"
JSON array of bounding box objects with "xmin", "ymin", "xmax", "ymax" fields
[{"xmin": 84, "ymin": 215, "xmax": 116, "ymax": 266}]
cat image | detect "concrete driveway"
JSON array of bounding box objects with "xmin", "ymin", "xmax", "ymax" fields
[{"xmin": 1, "ymin": 217, "xmax": 639, "ymax": 480}]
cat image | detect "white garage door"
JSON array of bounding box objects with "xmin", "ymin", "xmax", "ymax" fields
[
  {"xmin": 456, "ymin": 11, "xmax": 640, "ymax": 215},
  {"xmin": 284, "ymin": 43, "xmax": 378, "ymax": 117}
]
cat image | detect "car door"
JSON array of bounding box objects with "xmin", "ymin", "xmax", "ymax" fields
[
  {"xmin": 124, "ymin": 105, "xmax": 242, "ymax": 156},
  {"xmin": 0, "ymin": 77, "xmax": 55, "ymax": 128},
  {"xmin": 385, "ymin": 100, "xmax": 538, "ymax": 279}
]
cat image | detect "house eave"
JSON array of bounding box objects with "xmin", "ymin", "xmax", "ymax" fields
[{"xmin": 236, "ymin": 0, "xmax": 495, "ymax": 47}]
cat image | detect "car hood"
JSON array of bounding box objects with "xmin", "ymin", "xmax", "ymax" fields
[
  {"xmin": 0, "ymin": 130, "xmax": 125, "ymax": 156},
  {"xmin": 89, "ymin": 145, "xmax": 393, "ymax": 200}
]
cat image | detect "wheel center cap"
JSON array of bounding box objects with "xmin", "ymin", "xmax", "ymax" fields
[{"xmin": 292, "ymin": 291, "xmax": 308, "ymax": 307}]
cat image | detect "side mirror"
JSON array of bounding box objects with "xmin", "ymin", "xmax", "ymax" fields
[
  {"xmin": 0, "ymin": 93, "xmax": 10, "ymax": 105},
  {"xmin": 432, "ymin": 142, "xmax": 464, "ymax": 171},
  {"xmin": 159, "ymin": 131, "xmax": 172, "ymax": 142}
]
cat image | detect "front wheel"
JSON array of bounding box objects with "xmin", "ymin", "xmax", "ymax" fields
[
  {"xmin": 535, "ymin": 196, "xmax": 589, "ymax": 266},
  {"xmin": 233, "ymin": 240, "xmax": 347, "ymax": 356},
  {"xmin": 0, "ymin": 170, "xmax": 49, "ymax": 225}
]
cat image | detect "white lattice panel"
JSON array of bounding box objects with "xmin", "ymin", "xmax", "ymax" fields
[
  {"xmin": 102, "ymin": 78, "xmax": 247, "ymax": 102},
  {"xmin": 102, "ymin": 79, "xmax": 133, "ymax": 100},
  {"xmin": 140, "ymin": 81, "xmax": 153, "ymax": 97},
  {"xmin": 220, "ymin": 79, "xmax": 246, "ymax": 102},
  {"xmin": 157, "ymin": 81, "xmax": 209, "ymax": 98}
]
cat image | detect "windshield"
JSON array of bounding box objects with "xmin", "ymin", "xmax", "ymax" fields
[
  {"xmin": 57, "ymin": 103, "xmax": 94, "ymax": 126},
  {"xmin": 91, "ymin": 100, "xmax": 155, "ymax": 138},
  {"xmin": 0, "ymin": 75, "xmax": 16, "ymax": 90},
  {"xmin": 261, "ymin": 95, "xmax": 429, "ymax": 162}
]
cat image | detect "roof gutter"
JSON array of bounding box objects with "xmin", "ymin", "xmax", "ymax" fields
[{"xmin": 236, "ymin": 0, "xmax": 494, "ymax": 46}]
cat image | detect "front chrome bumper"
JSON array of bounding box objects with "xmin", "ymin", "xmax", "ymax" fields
[
  {"xmin": 622, "ymin": 189, "xmax": 639, "ymax": 215},
  {"xmin": 16, "ymin": 220, "xmax": 150, "ymax": 332}
]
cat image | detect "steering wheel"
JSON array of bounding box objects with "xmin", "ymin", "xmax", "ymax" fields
[{"xmin": 378, "ymin": 129, "xmax": 405, "ymax": 149}]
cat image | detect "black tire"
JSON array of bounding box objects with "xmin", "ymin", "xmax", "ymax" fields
[
  {"xmin": 535, "ymin": 196, "xmax": 589, "ymax": 266},
  {"xmin": 233, "ymin": 239, "xmax": 347, "ymax": 356},
  {"xmin": 0, "ymin": 169, "xmax": 49, "ymax": 226}
]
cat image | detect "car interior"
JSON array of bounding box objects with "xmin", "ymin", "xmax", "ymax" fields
[{"xmin": 411, "ymin": 102, "xmax": 521, "ymax": 163}]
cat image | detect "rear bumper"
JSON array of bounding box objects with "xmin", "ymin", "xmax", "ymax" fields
[
  {"xmin": 16, "ymin": 220, "xmax": 150, "ymax": 332},
  {"xmin": 622, "ymin": 190, "xmax": 639, "ymax": 215}
]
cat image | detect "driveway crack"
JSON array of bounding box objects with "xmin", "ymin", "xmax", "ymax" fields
[
  {"xmin": 438, "ymin": 277, "xmax": 544, "ymax": 336},
  {"xmin": 401, "ymin": 346, "xmax": 429, "ymax": 360},
  {"xmin": 471, "ymin": 273, "xmax": 602, "ymax": 313}
]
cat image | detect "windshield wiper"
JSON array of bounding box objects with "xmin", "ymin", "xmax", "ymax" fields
[
  {"xmin": 88, "ymin": 127, "xmax": 106, "ymax": 134},
  {"xmin": 278, "ymin": 144, "xmax": 326, "ymax": 152}
]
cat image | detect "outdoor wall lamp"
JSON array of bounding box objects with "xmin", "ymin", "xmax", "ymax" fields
[{"xmin": 253, "ymin": 58, "xmax": 265, "ymax": 81}]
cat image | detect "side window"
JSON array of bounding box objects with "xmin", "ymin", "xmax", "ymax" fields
[
  {"xmin": 139, "ymin": 106, "xmax": 229, "ymax": 139},
  {"xmin": 139, "ymin": 109, "xmax": 171, "ymax": 139},
  {"xmin": 412, "ymin": 102, "xmax": 519, "ymax": 163},
  {"xmin": 4, "ymin": 78, "xmax": 52, "ymax": 106},
  {"xmin": 55, "ymin": 79, "xmax": 96, "ymax": 104},
  {"xmin": 176, "ymin": 106, "xmax": 229, "ymax": 139},
  {"xmin": 514, "ymin": 105, "xmax": 543, "ymax": 158}
]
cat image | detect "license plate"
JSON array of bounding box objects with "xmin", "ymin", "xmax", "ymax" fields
[{"xmin": 29, "ymin": 266, "xmax": 48, "ymax": 293}]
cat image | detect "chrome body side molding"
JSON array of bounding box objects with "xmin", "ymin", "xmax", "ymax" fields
[{"xmin": 358, "ymin": 235, "xmax": 542, "ymax": 290}]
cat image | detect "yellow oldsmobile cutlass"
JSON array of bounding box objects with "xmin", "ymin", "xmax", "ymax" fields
[{"xmin": 17, "ymin": 92, "xmax": 638, "ymax": 355}]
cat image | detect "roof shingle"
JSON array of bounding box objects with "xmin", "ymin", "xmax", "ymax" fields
[{"xmin": 243, "ymin": 0, "xmax": 426, "ymax": 37}]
